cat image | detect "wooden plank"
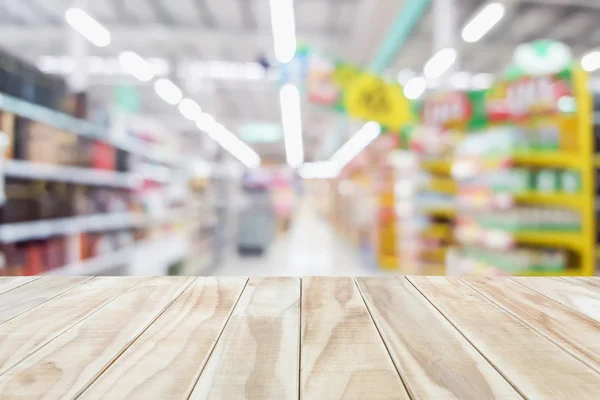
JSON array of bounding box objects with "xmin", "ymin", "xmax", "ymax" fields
[
  {"xmin": 301, "ymin": 277, "xmax": 409, "ymax": 399},
  {"xmin": 79, "ymin": 277, "xmax": 247, "ymax": 400},
  {"xmin": 0, "ymin": 276, "xmax": 90, "ymax": 324},
  {"xmin": 190, "ymin": 277, "xmax": 300, "ymax": 399},
  {"xmin": 562, "ymin": 277, "xmax": 600, "ymax": 293},
  {"xmin": 357, "ymin": 277, "xmax": 520, "ymax": 399},
  {"xmin": 463, "ymin": 277, "xmax": 600, "ymax": 374},
  {"xmin": 0, "ymin": 276, "xmax": 194, "ymax": 399},
  {"xmin": 0, "ymin": 276, "xmax": 144, "ymax": 374},
  {"xmin": 409, "ymin": 276, "xmax": 600, "ymax": 399},
  {"xmin": 513, "ymin": 277, "xmax": 600, "ymax": 322},
  {"xmin": 0, "ymin": 277, "xmax": 42, "ymax": 295}
]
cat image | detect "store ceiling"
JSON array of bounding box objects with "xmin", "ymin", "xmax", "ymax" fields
[{"xmin": 0, "ymin": 0, "xmax": 599, "ymax": 163}]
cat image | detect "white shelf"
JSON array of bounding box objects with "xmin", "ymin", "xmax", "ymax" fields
[
  {"xmin": 4, "ymin": 160, "xmax": 140, "ymax": 188},
  {"xmin": 44, "ymin": 246, "xmax": 135, "ymax": 276},
  {"xmin": 0, "ymin": 93, "xmax": 181, "ymax": 166},
  {"xmin": 0, "ymin": 212, "xmax": 140, "ymax": 243}
]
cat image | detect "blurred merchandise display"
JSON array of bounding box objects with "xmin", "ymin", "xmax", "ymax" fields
[
  {"xmin": 0, "ymin": 52, "xmax": 216, "ymax": 277},
  {"xmin": 447, "ymin": 65, "xmax": 593, "ymax": 276}
]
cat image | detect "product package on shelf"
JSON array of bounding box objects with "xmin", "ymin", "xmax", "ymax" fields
[{"xmin": 450, "ymin": 63, "xmax": 594, "ymax": 276}]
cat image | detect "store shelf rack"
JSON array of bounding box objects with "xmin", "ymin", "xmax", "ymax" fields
[
  {"xmin": 0, "ymin": 93, "xmax": 180, "ymax": 166},
  {"xmin": 452, "ymin": 68, "xmax": 595, "ymax": 276},
  {"xmin": 0, "ymin": 209, "xmax": 189, "ymax": 243},
  {"xmin": 4, "ymin": 160, "xmax": 140, "ymax": 188}
]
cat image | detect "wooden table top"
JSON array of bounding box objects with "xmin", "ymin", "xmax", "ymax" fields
[{"xmin": 0, "ymin": 276, "xmax": 598, "ymax": 399}]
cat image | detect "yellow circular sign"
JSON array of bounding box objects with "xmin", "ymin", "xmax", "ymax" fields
[{"xmin": 343, "ymin": 73, "xmax": 412, "ymax": 129}]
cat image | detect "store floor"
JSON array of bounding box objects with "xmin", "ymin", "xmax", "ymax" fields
[{"xmin": 212, "ymin": 204, "xmax": 382, "ymax": 277}]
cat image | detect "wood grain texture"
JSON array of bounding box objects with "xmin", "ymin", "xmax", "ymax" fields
[
  {"xmin": 0, "ymin": 277, "xmax": 144, "ymax": 374},
  {"xmin": 190, "ymin": 277, "xmax": 300, "ymax": 400},
  {"xmin": 463, "ymin": 277, "xmax": 600, "ymax": 374},
  {"xmin": 301, "ymin": 277, "xmax": 409, "ymax": 399},
  {"xmin": 0, "ymin": 276, "xmax": 90, "ymax": 324},
  {"xmin": 409, "ymin": 276, "xmax": 600, "ymax": 399},
  {"xmin": 513, "ymin": 277, "xmax": 600, "ymax": 322},
  {"xmin": 562, "ymin": 277, "xmax": 600, "ymax": 293},
  {"xmin": 80, "ymin": 277, "xmax": 247, "ymax": 400},
  {"xmin": 357, "ymin": 277, "xmax": 520, "ymax": 399},
  {"xmin": 0, "ymin": 277, "xmax": 41, "ymax": 295},
  {"xmin": 0, "ymin": 276, "xmax": 194, "ymax": 399}
]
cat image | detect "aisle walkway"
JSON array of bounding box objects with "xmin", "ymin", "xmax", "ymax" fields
[{"xmin": 214, "ymin": 205, "xmax": 375, "ymax": 276}]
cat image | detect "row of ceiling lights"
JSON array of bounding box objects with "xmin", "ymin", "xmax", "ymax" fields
[
  {"xmin": 37, "ymin": 56, "xmax": 275, "ymax": 82},
  {"xmin": 67, "ymin": 2, "xmax": 304, "ymax": 170},
  {"xmin": 403, "ymin": 2, "xmax": 600, "ymax": 100},
  {"xmin": 65, "ymin": 7, "xmax": 261, "ymax": 169}
]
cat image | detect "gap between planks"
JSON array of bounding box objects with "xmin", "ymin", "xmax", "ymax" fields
[
  {"xmin": 352, "ymin": 277, "xmax": 413, "ymax": 399},
  {"xmin": 408, "ymin": 276, "xmax": 600, "ymax": 399},
  {"xmin": 0, "ymin": 277, "xmax": 149, "ymax": 375},
  {"xmin": 74, "ymin": 277, "xmax": 200, "ymax": 398}
]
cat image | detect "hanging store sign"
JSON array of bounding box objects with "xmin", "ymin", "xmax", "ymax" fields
[{"xmin": 298, "ymin": 48, "xmax": 413, "ymax": 131}]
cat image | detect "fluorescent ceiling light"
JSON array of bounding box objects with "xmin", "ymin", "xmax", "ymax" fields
[
  {"xmin": 330, "ymin": 122, "xmax": 381, "ymax": 169},
  {"xmin": 404, "ymin": 76, "xmax": 427, "ymax": 100},
  {"xmin": 118, "ymin": 51, "xmax": 154, "ymax": 82},
  {"xmin": 462, "ymin": 2, "xmax": 505, "ymax": 43},
  {"xmin": 206, "ymin": 124, "xmax": 261, "ymax": 169},
  {"xmin": 299, "ymin": 161, "xmax": 340, "ymax": 179},
  {"xmin": 424, "ymin": 48, "xmax": 457, "ymax": 80},
  {"xmin": 178, "ymin": 98, "xmax": 202, "ymax": 121},
  {"xmin": 582, "ymin": 51, "xmax": 600, "ymax": 72},
  {"xmin": 65, "ymin": 8, "xmax": 111, "ymax": 47},
  {"xmin": 279, "ymin": 84, "xmax": 304, "ymax": 168},
  {"xmin": 154, "ymin": 79, "xmax": 182, "ymax": 105},
  {"xmin": 269, "ymin": 0, "xmax": 297, "ymax": 63},
  {"xmin": 196, "ymin": 112, "xmax": 216, "ymax": 132}
]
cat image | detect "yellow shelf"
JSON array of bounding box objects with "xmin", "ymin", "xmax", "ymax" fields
[
  {"xmin": 424, "ymin": 207, "xmax": 456, "ymax": 218},
  {"xmin": 420, "ymin": 159, "xmax": 452, "ymax": 175},
  {"xmin": 512, "ymin": 153, "xmax": 581, "ymax": 169},
  {"xmin": 422, "ymin": 224, "xmax": 450, "ymax": 240},
  {"xmin": 513, "ymin": 231, "xmax": 584, "ymax": 251},
  {"xmin": 421, "ymin": 248, "xmax": 447, "ymax": 263},
  {"xmin": 427, "ymin": 178, "xmax": 457, "ymax": 195},
  {"xmin": 514, "ymin": 192, "xmax": 584, "ymax": 209}
]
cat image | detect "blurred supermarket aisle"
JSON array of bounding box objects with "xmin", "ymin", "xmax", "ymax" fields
[{"xmin": 213, "ymin": 200, "xmax": 371, "ymax": 276}]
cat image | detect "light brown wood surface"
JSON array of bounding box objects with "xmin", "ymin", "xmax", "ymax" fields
[
  {"xmin": 0, "ymin": 276, "xmax": 41, "ymax": 295},
  {"xmin": 357, "ymin": 277, "xmax": 520, "ymax": 399},
  {"xmin": 563, "ymin": 277, "xmax": 600, "ymax": 293},
  {"xmin": 301, "ymin": 277, "xmax": 409, "ymax": 399},
  {"xmin": 513, "ymin": 277, "xmax": 600, "ymax": 321},
  {"xmin": 0, "ymin": 276, "xmax": 90, "ymax": 324},
  {"xmin": 190, "ymin": 277, "xmax": 300, "ymax": 400},
  {"xmin": 0, "ymin": 276, "xmax": 144, "ymax": 374},
  {"xmin": 80, "ymin": 277, "xmax": 247, "ymax": 400},
  {"xmin": 0, "ymin": 276, "xmax": 193, "ymax": 399},
  {"xmin": 409, "ymin": 276, "xmax": 600, "ymax": 399},
  {"xmin": 1, "ymin": 276, "xmax": 599, "ymax": 399},
  {"xmin": 463, "ymin": 277, "xmax": 600, "ymax": 374}
]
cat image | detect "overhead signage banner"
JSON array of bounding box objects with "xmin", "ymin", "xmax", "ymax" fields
[{"xmin": 289, "ymin": 47, "xmax": 413, "ymax": 131}]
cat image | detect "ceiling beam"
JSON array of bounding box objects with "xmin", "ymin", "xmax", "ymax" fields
[
  {"xmin": 522, "ymin": 0, "xmax": 600, "ymax": 9},
  {"xmin": 194, "ymin": 0, "xmax": 217, "ymax": 28},
  {"xmin": 0, "ymin": 26, "xmax": 335, "ymax": 53},
  {"xmin": 147, "ymin": 0, "xmax": 177, "ymax": 25}
]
